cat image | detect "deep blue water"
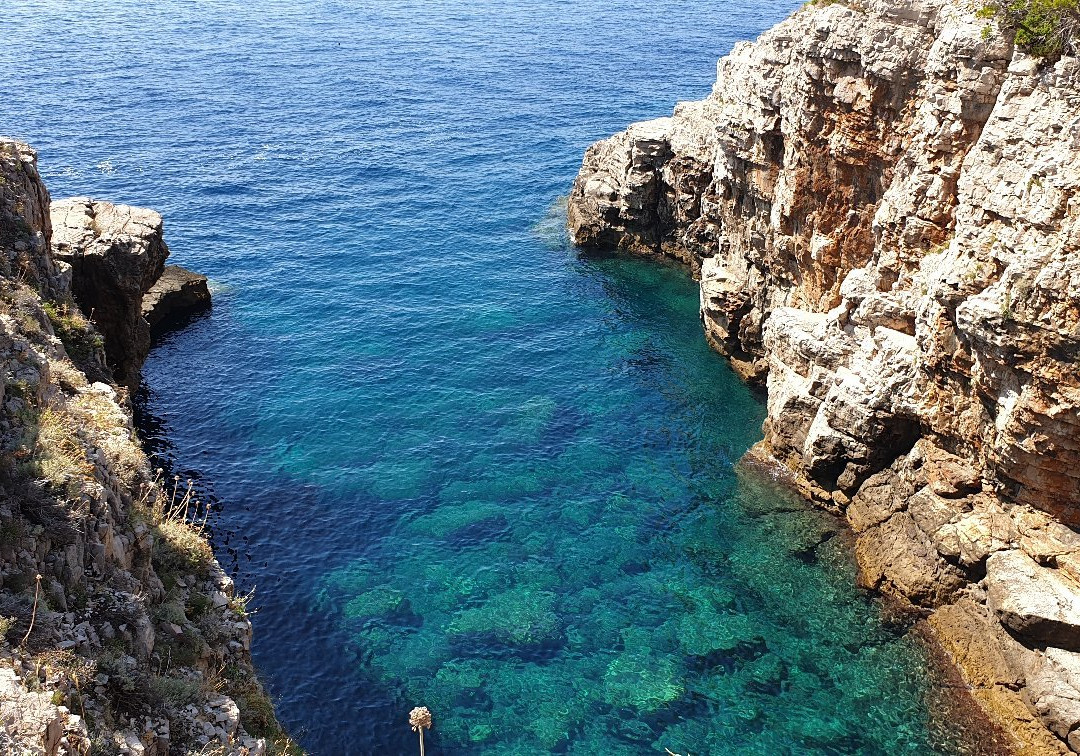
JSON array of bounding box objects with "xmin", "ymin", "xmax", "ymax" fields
[{"xmin": 4, "ymin": 2, "xmax": 970, "ymax": 753}]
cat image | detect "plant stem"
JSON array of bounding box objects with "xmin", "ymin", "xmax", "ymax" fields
[
  {"xmin": 20, "ymin": 575, "xmax": 41, "ymax": 647},
  {"xmin": 419, "ymin": 728, "xmax": 425, "ymax": 756}
]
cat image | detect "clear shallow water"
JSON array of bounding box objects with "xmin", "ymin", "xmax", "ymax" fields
[{"xmin": 4, "ymin": 1, "xmax": 966, "ymax": 753}]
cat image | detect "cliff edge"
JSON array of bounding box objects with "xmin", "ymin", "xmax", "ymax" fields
[
  {"xmin": 0, "ymin": 140, "xmax": 294, "ymax": 755},
  {"xmin": 569, "ymin": 0, "xmax": 1080, "ymax": 751}
]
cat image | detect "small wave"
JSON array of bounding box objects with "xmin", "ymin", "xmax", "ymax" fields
[
  {"xmin": 532, "ymin": 194, "xmax": 570, "ymax": 250},
  {"xmin": 206, "ymin": 279, "xmax": 233, "ymax": 296}
]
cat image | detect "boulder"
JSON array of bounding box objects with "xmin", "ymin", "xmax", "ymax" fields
[
  {"xmin": 986, "ymin": 550, "xmax": 1080, "ymax": 650},
  {"xmin": 928, "ymin": 600, "xmax": 1070, "ymax": 755},
  {"xmin": 142, "ymin": 264, "xmax": 211, "ymax": 336},
  {"xmin": 854, "ymin": 510, "xmax": 966, "ymax": 607},
  {"xmin": 1024, "ymin": 647, "xmax": 1080, "ymax": 747},
  {"xmin": 0, "ymin": 141, "xmax": 54, "ymax": 291}
]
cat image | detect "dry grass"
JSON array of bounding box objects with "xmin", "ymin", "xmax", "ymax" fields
[
  {"xmin": 154, "ymin": 518, "xmax": 215, "ymax": 578},
  {"xmin": 69, "ymin": 388, "xmax": 145, "ymax": 487},
  {"xmin": 136, "ymin": 474, "xmax": 215, "ymax": 581},
  {"xmin": 148, "ymin": 673, "xmax": 202, "ymax": 708},
  {"xmin": 42, "ymin": 300, "xmax": 105, "ymax": 370},
  {"xmin": 32, "ymin": 407, "xmax": 94, "ymax": 493}
]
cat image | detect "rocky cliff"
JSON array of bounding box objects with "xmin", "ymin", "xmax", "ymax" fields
[
  {"xmin": 0, "ymin": 139, "xmax": 293, "ymax": 755},
  {"xmin": 569, "ymin": 0, "xmax": 1080, "ymax": 752}
]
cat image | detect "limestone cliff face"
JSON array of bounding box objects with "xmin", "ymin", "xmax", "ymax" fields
[
  {"xmin": 0, "ymin": 140, "xmax": 284, "ymax": 755},
  {"xmin": 50, "ymin": 198, "xmax": 171, "ymax": 389},
  {"xmin": 569, "ymin": 1, "xmax": 1080, "ymax": 751}
]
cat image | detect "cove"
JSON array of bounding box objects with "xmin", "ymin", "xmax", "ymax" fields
[{"xmin": 4, "ymin": 0, "xmax": 971, "ymax": 753}]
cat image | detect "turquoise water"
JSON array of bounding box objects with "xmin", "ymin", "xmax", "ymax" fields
[{"xmin": 4, "ymin": 1, "xmax": 966, "ymax": 753}]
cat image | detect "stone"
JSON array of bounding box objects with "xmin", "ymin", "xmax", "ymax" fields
[
  {"xmin": 924, "ymin": 452, "xmax": 982, "ymax": 498},
  {"xmin": 568, "ymin": 0, "xmax": 1080, "ymax": 527},
  {"xmin": 986, "ymin": 550, "xmax": 1080, "ymax": 650},
  {"xmin": 141, "ymin": 264, "xmax": 211, "ymax": 336},
  {"xmin": 567, "ymin": 0, "xmax": 1080, "ymax": 746},
  {"xmin": 1024, "ymin": 648, "xmax": 1080, "ymax": 744},
  {"xmin": 855, "ymin": 511, "xmax": 966, "ymax": 607},
  {"xmin": 0, "ymin": 141, "xmax": 59, "ymax": 293},
  {"xmin": 928, "ymin": 600, "xmax": 1070, "ymax": 755},
  {"xmin": 50, "ymin": 197, "xmax": 170, "ymax": 387}
]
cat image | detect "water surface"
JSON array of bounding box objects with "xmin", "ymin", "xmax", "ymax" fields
[{"xmin": 4, "ymin": 1, "xmax": 965, "ymax": 753}]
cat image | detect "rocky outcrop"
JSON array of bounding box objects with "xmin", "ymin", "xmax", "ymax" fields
[
  {"xmin": 0, "ymin": 143, "xmax": 68, "ymax": 298},
  {"xmin": 569, "ymin": 0, "xmax": 1080, "ymax": 750},
  {"xmin": 50, "ymin": 199, "xmax": 171, "ymax": 388},
  {"xmin": 0, "ymin": 140, "xmax": 283, "ymax": 754},
  {"xmin": 142, "ymin": 265, "xmax": 211, "ymax": 336}
]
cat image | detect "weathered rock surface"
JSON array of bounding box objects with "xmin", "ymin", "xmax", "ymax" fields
[
  {"xmin": 929, "ymin": 599, "xmax": 1070, "ymax": 755},
  {"xmin": 988, "ymin": 550, "xmax": 1080, "ymax": 651},
  {"xmin": 569, "ymin": 0, "xmax": 1080, "ymax": 749},
  {"xmin": 142, "ymin": 265, "xmax": 211, "ymax": 336},
  {"xmin": 0, "ymin": 142, "xmax": 67, "ymax": 297},
  {"xmin": 0, "ymin": 140, "xmax": 278, "ymax": 754},
  {"xmin": 0, "ymin": 666, "xmax": 89, "ymax": 755},
  {"xmin": 50, "ymin": 198, "xmax": 170, "ymax": 387}
]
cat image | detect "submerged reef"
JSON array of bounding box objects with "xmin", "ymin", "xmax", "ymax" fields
[
  {"xmin": 569, "ymin": 0, "xmax": 1080, "ymax": 751},
  {"xmin": 0, "ymin": 138, "xmax": 293, "ymax": 755}
]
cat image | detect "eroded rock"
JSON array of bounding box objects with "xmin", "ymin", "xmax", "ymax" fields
[
  {"xmin": 987, "ymin": 550, "xmax": 1080, "ymax": 650},
  {"xmin": 50, "ymin": 198, "xmax": 170, "ymax": 387},
  {"xmin": 142, "ymin": 265, "xmax": 211, "ymax": 336},
  {"xmin": 568, "ymin": 0, "xmax": 1080, "ymax": 747}
]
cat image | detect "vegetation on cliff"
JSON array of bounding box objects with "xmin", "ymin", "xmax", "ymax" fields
[
  {"xmin": 981, "ymin": 0, "xmax": 1080, "ymax": 57},
  {"xmin": 0, "ymin": 138, "xmax": 296, "ymax": 755}
]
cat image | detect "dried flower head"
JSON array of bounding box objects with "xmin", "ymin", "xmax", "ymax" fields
[{"xmin": 409, "ymin": 706, "xmax": 432, "ymax": 732}]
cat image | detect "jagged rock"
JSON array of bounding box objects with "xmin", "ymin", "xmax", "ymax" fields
[
  {"xmin": 568, "ymin": 0, "xmax": 1080, "ymax": 525},
  {"xmin": 569, "ymin": 0, "xmax": 1080, "ymax": 747},
  {"xmin": 932, "ymin": 501, "xmax": 1015, "ymax": 568},
  {"xmin": 142, "ymin": 265, "xmax": 211, "ymax": 336},
  {"xmin": 928, "ymin": 600, "xmax": 1070, "ymax": 755},
  {"xmin": 854, "ymin": 510, "xmax": 966, "ymax": 607},
  {"xmin": 0, "ymin": 140, "xmax": 62, "ymax": 294},
  {"xmin": 50, "ymin": 197, "xmax": 170, "ymax": 387},
  {"xmin": 0, "ymin": 140, "xmax": 286, "ymax": 754},
  {"xmin": 1024, "ymin": 648, "xmax": 1080, "ymax": 748},
  {"xmin": 0, "ymin": 667, "xmax": 89, "ymax": 755},
  {"xmin": 987, "ymin": 550, "xmax": 1080, "ymax": 651}
]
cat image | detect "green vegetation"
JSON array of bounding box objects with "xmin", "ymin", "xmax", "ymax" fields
[
  {"xmin": 141, "ymin": 476, "xmax": 215, "ymax": 582},
  {"xmin": 148, "ymin": 674, "xmax": 202, "ymax": 708},
  {"xmin": 980, "ymin": 0, "xmax": 1080, "ymax": 57},
  {"xmin": 222, "ymin": 664, "xmax": 305, "ymax": 755},
  {"xmin": 42, "ymin": 300, "xmax": 105, "ymax": 368}
]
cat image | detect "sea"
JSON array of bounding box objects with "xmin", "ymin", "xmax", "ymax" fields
[{"xmin": 3, "ymin": 1, "xmax": 972, "ymax": 753}]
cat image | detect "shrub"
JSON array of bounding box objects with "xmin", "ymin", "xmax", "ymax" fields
[
  {"xmin": 223, "ymin": 665, "xmax": 304, "ymax": 755},
  {"xmin": 980, "ymin": 0, "xmax": 1080, "ymax": 57},
  {"xmin": 149, "ymin": 674, "xmax": 202, "ymax": 708},
  {"xmin": 31, "ymin": 407, "xmax": 94, "ymax": 494},
  {"xmin": 153, "ymin": 518, "xmax": 214, "ymax": 578}
]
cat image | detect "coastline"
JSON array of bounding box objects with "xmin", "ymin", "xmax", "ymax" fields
[
  {"xmin": 0, "ymin": 139, "xmax": 296, "ymax": 754},
  {"xmin": 567, "ymin": 0, "xmax": 1080, "ymax": 750},
  {"xmin": 737, "ymin": 445, "xmax": 1016, "ymax": 754}
]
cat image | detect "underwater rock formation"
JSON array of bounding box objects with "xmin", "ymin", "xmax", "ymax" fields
[{"xmin": 569, "ymin": 0, "xmax": 1080, "ymax": 750}]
